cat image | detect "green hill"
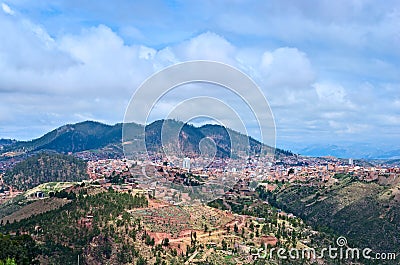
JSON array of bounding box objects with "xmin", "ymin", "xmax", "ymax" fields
[
  {"xmin": 263, "ymin": 176, "xmax": 400, "ymax": 258},
  {"xmin": 2, "ymin": 121, "xmax": 125, "ymax": 154},
  {"xmin": 3, "ymin": 153, "xmax": 88, "ymax": 190},
  {"xmin": 1, "ymin": 120, "xmax": 291, "ymax": 159},
  {"xmin": 0, "ymin": 188, "xmax": 148, "ymax": 264}
]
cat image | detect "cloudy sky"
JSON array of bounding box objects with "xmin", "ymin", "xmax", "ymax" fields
[{"xmin": 0, "ymin": 0, "xmax": 399, "ymax": 154}]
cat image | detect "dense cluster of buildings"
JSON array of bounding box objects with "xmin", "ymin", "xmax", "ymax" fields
[
  {"xmin": 0, "ymin": 150, "xmax": 399, "ymax": 205},
  {"xmin": 83, "ymin": 153, "xmax": 399, "ymax": 205}
]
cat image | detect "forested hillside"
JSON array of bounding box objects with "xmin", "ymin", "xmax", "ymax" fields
[
  {"xmin": 262, "ymin": 175, "xmax": 400, "ymax": 257},
  {"xmin": 0, "ymin": 233, "xmax": 38, "ymax": 265},
  {"xmin": 1, "ymin": 189, "xmax": 148, "ymax": 264},
  {"xmin": 3, "ymin": 153, "xmax": 88, "ymax": 190},
  {"xmin": 1, "ymin": 120, "xmax": 293, "ymax": 159}
]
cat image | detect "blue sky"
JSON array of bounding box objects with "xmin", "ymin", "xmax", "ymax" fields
[{"xmin": 0, "ymin": 0, "xmax": 399, "ymax": 155}]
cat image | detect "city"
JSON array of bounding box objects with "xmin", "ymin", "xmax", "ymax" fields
[{"xmin": 1, "ymin": 0, "xmax": 399, "ymax": 264}]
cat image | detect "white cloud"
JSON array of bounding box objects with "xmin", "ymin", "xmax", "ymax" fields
[
  {"xmin": 260, "ymin": 47, "xmax": 315, "ymax": 89},
  {"xmin": 170, "ymin": 32, "xmax": 237, "ymax": 65},
  {"xmin": 1, "ymin": 3, "xmax": 14, "ymax": 15},
  {"xmin": 315, "ymin": 83, "xmax": 348, "ymax": 104},
  {"xmin": 0, "ymin": 1, "xmax": 399, "ymax": 150},
  {"xmin": 0, "ymin": 14, "xmax": 74, "ymax": 76}
]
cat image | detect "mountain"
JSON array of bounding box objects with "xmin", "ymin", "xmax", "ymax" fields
[
  {"xmin": 200, "ymin": 124, "xmax": 272, "ymax": 157},
  {"xmin": 144, "ymin": 120, "xmax": 260, "ymax": 158},
  {"xmin": 296, "ymin": 143, "xmax": 400, "ymax": 159},
  {"xmin": 1, "ymin": 120, "xmax": 291, "ymax": 159},
  {"xmin": 1, "ymin": 121, "xmax": 125, "ymax": 154},
  {"xmin": 126, "ymin": 119, "xmax": 291, "ymax": 158}
]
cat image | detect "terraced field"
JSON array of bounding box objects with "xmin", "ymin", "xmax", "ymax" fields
[
  {"xmin": 132, "ymin": 204, "xmax": 234, "ymax": 236},
  {"xmin": 132, "ymin": 205, "xmax": 191, "ymax": 236}
]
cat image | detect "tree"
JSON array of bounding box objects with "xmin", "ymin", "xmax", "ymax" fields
[
  {"xmin": 234, "ymin": 224, "xmax": 239, "ymax": 234},
  {"xmin": 0, "ymin": 258, "xmax": 17, "ymax": 265},
  {"xmin": 136, "ymin": 256, "xmax": 147, "ymax": 265},
  {"xmin": 162, "ymin": 238, "xmax": 169, "ymax": 247},
  {"xmin": 221, "ymin": 240, "xmax": 227, "ymax": 251},
  {"xmin": 0, "ymin": 233, "xmax": 38, "ymax": 264},
  {"xmin": 171, "ymin": 248, "xmax": 177, "ymax": 256}
]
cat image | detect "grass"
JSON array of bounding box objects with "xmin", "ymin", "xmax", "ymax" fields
[{"xmin": 24, "ymin": 182, "xmax": 78, "ymax": 197}]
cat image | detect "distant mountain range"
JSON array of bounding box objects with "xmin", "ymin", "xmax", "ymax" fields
[
  {"xmin": 296, "ymin": 143, "xmax": 400, "ymax": 160},
  {"xmin": 0, "ymin": 120, "xmax": 292, "ymax": 159},
  {"xmin": 2, "ymin": 121, "xmax": 398, "ymax": 160}
]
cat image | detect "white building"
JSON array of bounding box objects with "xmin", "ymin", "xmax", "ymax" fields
[{"xmin": 183, "ymin": 157, "xmax": 191, "ymax": 170}]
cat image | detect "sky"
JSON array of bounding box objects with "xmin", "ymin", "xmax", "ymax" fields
[{"xmin": 0, "ymin": 0, "xmax": 399, "ymax": 155}]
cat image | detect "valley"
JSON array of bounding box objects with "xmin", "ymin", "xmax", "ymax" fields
[{"xmin": 0, "ymin": 120, "xmax": 398, "ymax": 264}]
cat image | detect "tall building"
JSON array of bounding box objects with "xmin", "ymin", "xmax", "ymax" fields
[
  {"xmin": 183, "ymin": 157, "xmax": 190, "ymax": 170},
  {"xmin": 349, "ymin": 158, "xmax": 353, "ymax": 165}
]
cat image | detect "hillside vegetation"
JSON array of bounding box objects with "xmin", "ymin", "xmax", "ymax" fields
[
  {"xmin": 3, "ymin": 153, "xmax": 88, "ymax": 190},
  {"xmin": 0, "ymin": 233, "xmax": 38, "ymax": 265},
  {"xmin": 0, "ymin": 188, "xmax": 148, "ymax": 264},
  {"xmin": 2, "ymin": 121, "xmax": 125, "ymax": 154},
  {"xmin": 1, "ymin": 120, "xmax": 292, "ymax": 159},
  {"xmin": 264, "ymin": 175, "xmax": 400, "ymax": 256},
  {"xmin": 144, "ymin": 119, "xmax": 291, "ymax": 158}
]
